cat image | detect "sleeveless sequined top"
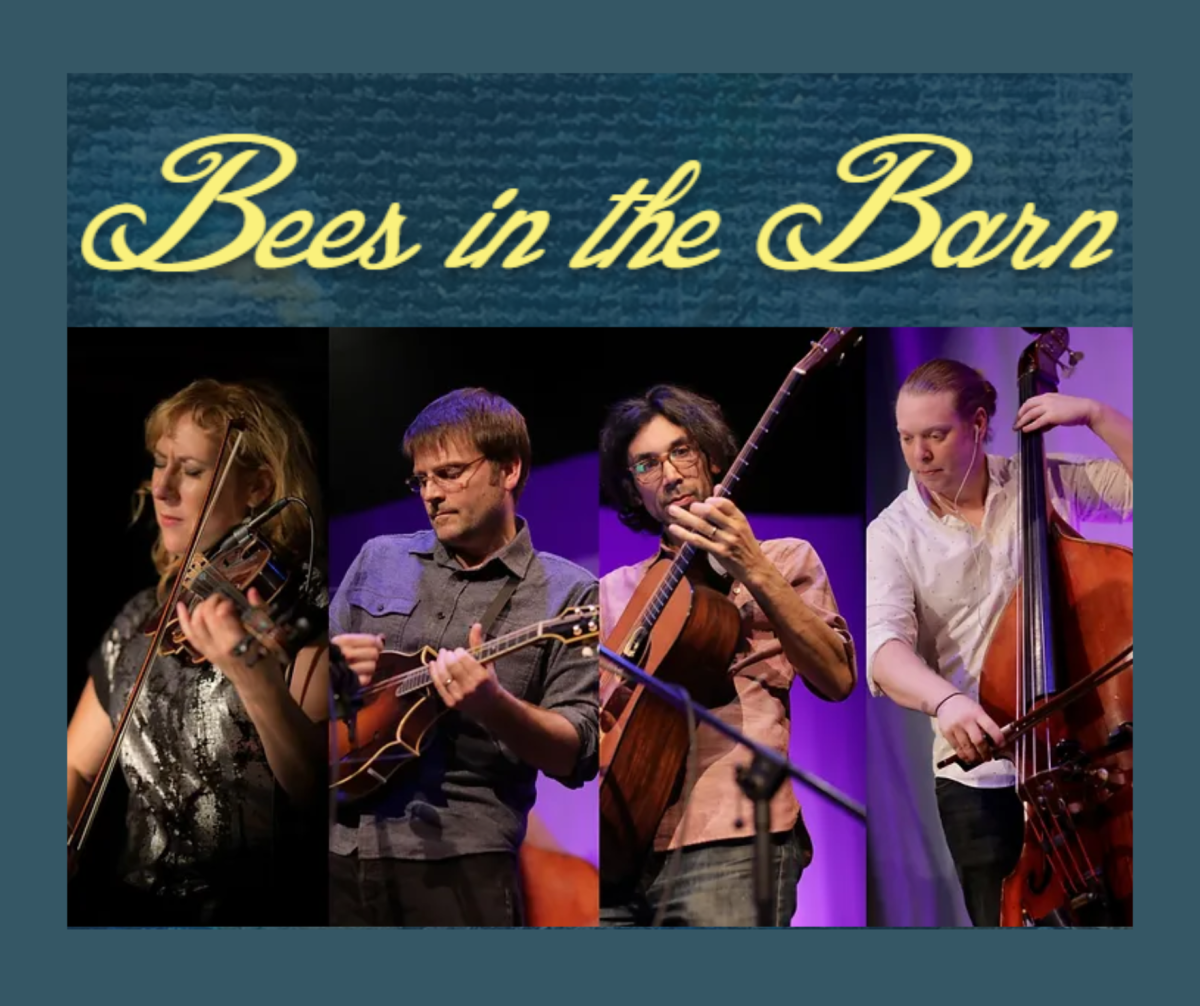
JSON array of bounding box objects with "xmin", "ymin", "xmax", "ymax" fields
[{"xmin": 89, "ymin": 579, "xmax": 324, "ymax": 906}]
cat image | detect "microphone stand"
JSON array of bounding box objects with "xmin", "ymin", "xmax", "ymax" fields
[
  {"xmin": 328, "ymin": 643, "xmax": 362, "ymax": 745},
  {"xmin": 599, "ymin": 644, "xmax": 866, "ymax": 927}
]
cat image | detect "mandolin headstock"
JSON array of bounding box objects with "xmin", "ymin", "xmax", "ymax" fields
[{"xmin": 542, "ymin": 605, "xmax": 601, "ymax": 647}]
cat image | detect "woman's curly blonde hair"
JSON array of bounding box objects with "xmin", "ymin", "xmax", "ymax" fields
[{"xmin": 132, "ymin": 379, "xmax": 323, "ymax": 599}]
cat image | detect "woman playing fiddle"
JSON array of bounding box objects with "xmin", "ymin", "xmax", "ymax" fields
[{"xmin": 67, "ymin": 379, "xmax": 329, "ymax": 926}]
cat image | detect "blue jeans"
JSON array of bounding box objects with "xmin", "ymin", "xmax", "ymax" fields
[{"xmin": 599, "ymin": 822, "xmax": 811, "ymax": 927}]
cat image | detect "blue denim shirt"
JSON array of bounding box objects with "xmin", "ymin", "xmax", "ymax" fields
[{"xmin": 328, "ymin": 519, "xmax": 598, "ymax": 860}]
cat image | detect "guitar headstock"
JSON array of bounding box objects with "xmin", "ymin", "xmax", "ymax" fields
[
  {"xmin": 1020, "ymin": 327, "xmax": 1085, "ymax": 388},
  {"xmin": 542, "ymin": 605, "xmax": 601, "ymax": 646},
  {"xmin": 796, "ymin": 327, "xmax": 863, "ymax": 375}
]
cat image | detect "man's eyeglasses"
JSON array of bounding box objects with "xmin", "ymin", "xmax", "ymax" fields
[
  {"xmin": 628, "ymin": 444, "xmax": 702, "ymax": 485},
  {"xmin": 406, "ymin": 456, "xmax": 487, "ymax": 494}
]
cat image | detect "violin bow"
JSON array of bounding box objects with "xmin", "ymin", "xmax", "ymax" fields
[
  {"xmin": 937, "ymin": 647, "xmax": 1132, "ymax": 771},
  {"xmin": 69, "ymin": 417, "xmax": 247, "ymax": 857}
]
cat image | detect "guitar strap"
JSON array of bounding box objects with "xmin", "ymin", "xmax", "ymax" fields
[
  {"xmin": 333, "ymin": 572, "xmax": 521, "ymax": 829},
  {"xmin": 478, "ymin": 572, "xmax": 521, "ymax": 639}
]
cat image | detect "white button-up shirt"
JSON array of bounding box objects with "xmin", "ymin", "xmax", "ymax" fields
[{"xmin": 866, "ymin": 453, "xmax": 1133, "ymax": 786}]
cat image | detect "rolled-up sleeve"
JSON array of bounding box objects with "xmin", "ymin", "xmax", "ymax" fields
[
  {"xmin": 865, "ymin": 519, "xmax": 918, "ymax": 697},
  {"xmin": 538, "ymin": 579, "xmax": 600, "ymax": 788},
  {"xmin": 778, "ymin": 539, "xmax": 857, "ymax": 700},
  {"xmin": 1052, "ymin": 457, "xmax": 1133, "ymax": 523}
]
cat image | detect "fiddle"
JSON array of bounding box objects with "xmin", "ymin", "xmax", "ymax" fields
[{"xmin": 144, "ymin": 495, "xmax": 323, "ymax": 668}]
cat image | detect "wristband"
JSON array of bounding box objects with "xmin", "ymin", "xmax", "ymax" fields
[{"xmin": 933, "ymin": 691, "xmax": 964, "ymax": 717}]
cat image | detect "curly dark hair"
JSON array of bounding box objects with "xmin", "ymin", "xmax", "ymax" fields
[{"xmin": 600, "ymin": 384, "xmax": 739, "ymax": 534}]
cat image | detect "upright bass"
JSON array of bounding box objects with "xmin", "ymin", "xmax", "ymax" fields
[
  {"xmin": 969, "ymin": 328, "xmax": 1133, "ymax": 926},
  {"xmin": 598, "ymin": 329, "xmax": 861, "ymax": 884}
]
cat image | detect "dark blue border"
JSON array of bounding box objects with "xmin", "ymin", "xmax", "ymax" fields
[{"xmin": 17, "ymin": 5, "xmax": 1176, "ymax": 1002}]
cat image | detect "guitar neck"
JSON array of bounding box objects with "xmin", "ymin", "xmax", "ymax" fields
[
  {"xmin": 639, "ymin": 328, "xmax": 855, "ymax": 631},
  {"xmin": 715, "ymin": 355, "xmax": 811, "ymax": 499}
]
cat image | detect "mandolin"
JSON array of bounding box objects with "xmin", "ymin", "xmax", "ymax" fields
[{"xmin": 330, "ymin": 605, "xmax": 600, "ymax": 803}]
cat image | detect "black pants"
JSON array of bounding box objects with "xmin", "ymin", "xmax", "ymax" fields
[
  {"xmin": 328, "ymin": 850, "xmax": 524, "ymax": 927},
  {"xmin": 69, "ymin": 857, "xmax": 323, "ymax": 928},
  {"xmin": 69, "ymin": 877, "xmax": 306, "ymax": 927},
  {"xmin": 935, "ymin": 778, "xmax": 1025, "ymax": 927}
]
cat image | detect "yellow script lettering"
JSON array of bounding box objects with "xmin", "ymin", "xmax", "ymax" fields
[
  {"xmin": 758, "ymin": 134, "xmax": 1118, "ymax": 273},
  {"xmin": 1011, "ymin": 209, "xmax": 1118, "ymax": 270},
  {"xmin": 445, "ymin": 189, "xmax": 550, "ymax": 269},
  {"xmin": 758, "ymin": 134, "xmax": 973, "ymax": 272},
  {"xmin": 81, "ymin": 133, "xmax": 422, "ymax": 272},
  {"xmin": 82, "ymin": 134, "xmax": 299, "ymax": 272},
  {"xmin": 571, "ymin": 161, "xmax": 720, "ymax": 269}
]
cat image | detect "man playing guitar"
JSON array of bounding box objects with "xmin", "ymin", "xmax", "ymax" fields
[{"xmin": 598, "ymin": 383, "xmax": 856, "ymax": 926}]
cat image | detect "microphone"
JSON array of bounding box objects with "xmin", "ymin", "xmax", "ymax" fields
[{"xmin": 224, "ymin": 497, "xmax": 295, "ymax": 548}]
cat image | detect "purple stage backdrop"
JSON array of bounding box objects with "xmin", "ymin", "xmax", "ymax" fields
[
  {"xmin": 600, "ymin": 506, "xmax": 867, "ymax": 927},
  {"xmin": 330, "ymin": 453, "xmax": 601, "ymax": 868},
  {"xmin": 867, "ymin": 328, "xmax": 1133, "ymax": 927}
]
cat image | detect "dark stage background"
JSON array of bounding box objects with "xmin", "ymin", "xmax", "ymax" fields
[
  {"xmin": 66, "ymin": 329, "xmax": 330, "ymax": 887},
  {"xmin": 597, "ymin": 330, "xmax": 865, "ymax": 516},
  {"xmin": 331, "ymin": 328, "xmax": 603, "ymax": 519}
]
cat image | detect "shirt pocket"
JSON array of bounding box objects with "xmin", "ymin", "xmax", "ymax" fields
[{"xmin": 343, "ymin": 588, "xmax": 421, "ymax": 651}]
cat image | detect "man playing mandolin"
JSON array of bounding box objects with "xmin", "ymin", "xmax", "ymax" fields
[
  {"xmin": 598, "ymin": 384, "xmax": 856, "ymax": 926},
  {"xmin": 327, "ymin": 388, "xmax": 598, "ymax": 927},
  {"xmin": 867, "ymin": 356, "xmax": 1133, "ymax": 927}
]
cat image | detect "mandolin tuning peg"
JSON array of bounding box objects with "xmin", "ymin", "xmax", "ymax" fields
[{"xmin": 580, "ymin": 646, "xmax": 595, "ymax": 658}]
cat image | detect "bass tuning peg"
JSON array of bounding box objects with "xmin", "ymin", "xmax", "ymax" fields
[{"xmin": 1061, "ymin": 349, "xmax": 1085, "ymax": 379}]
